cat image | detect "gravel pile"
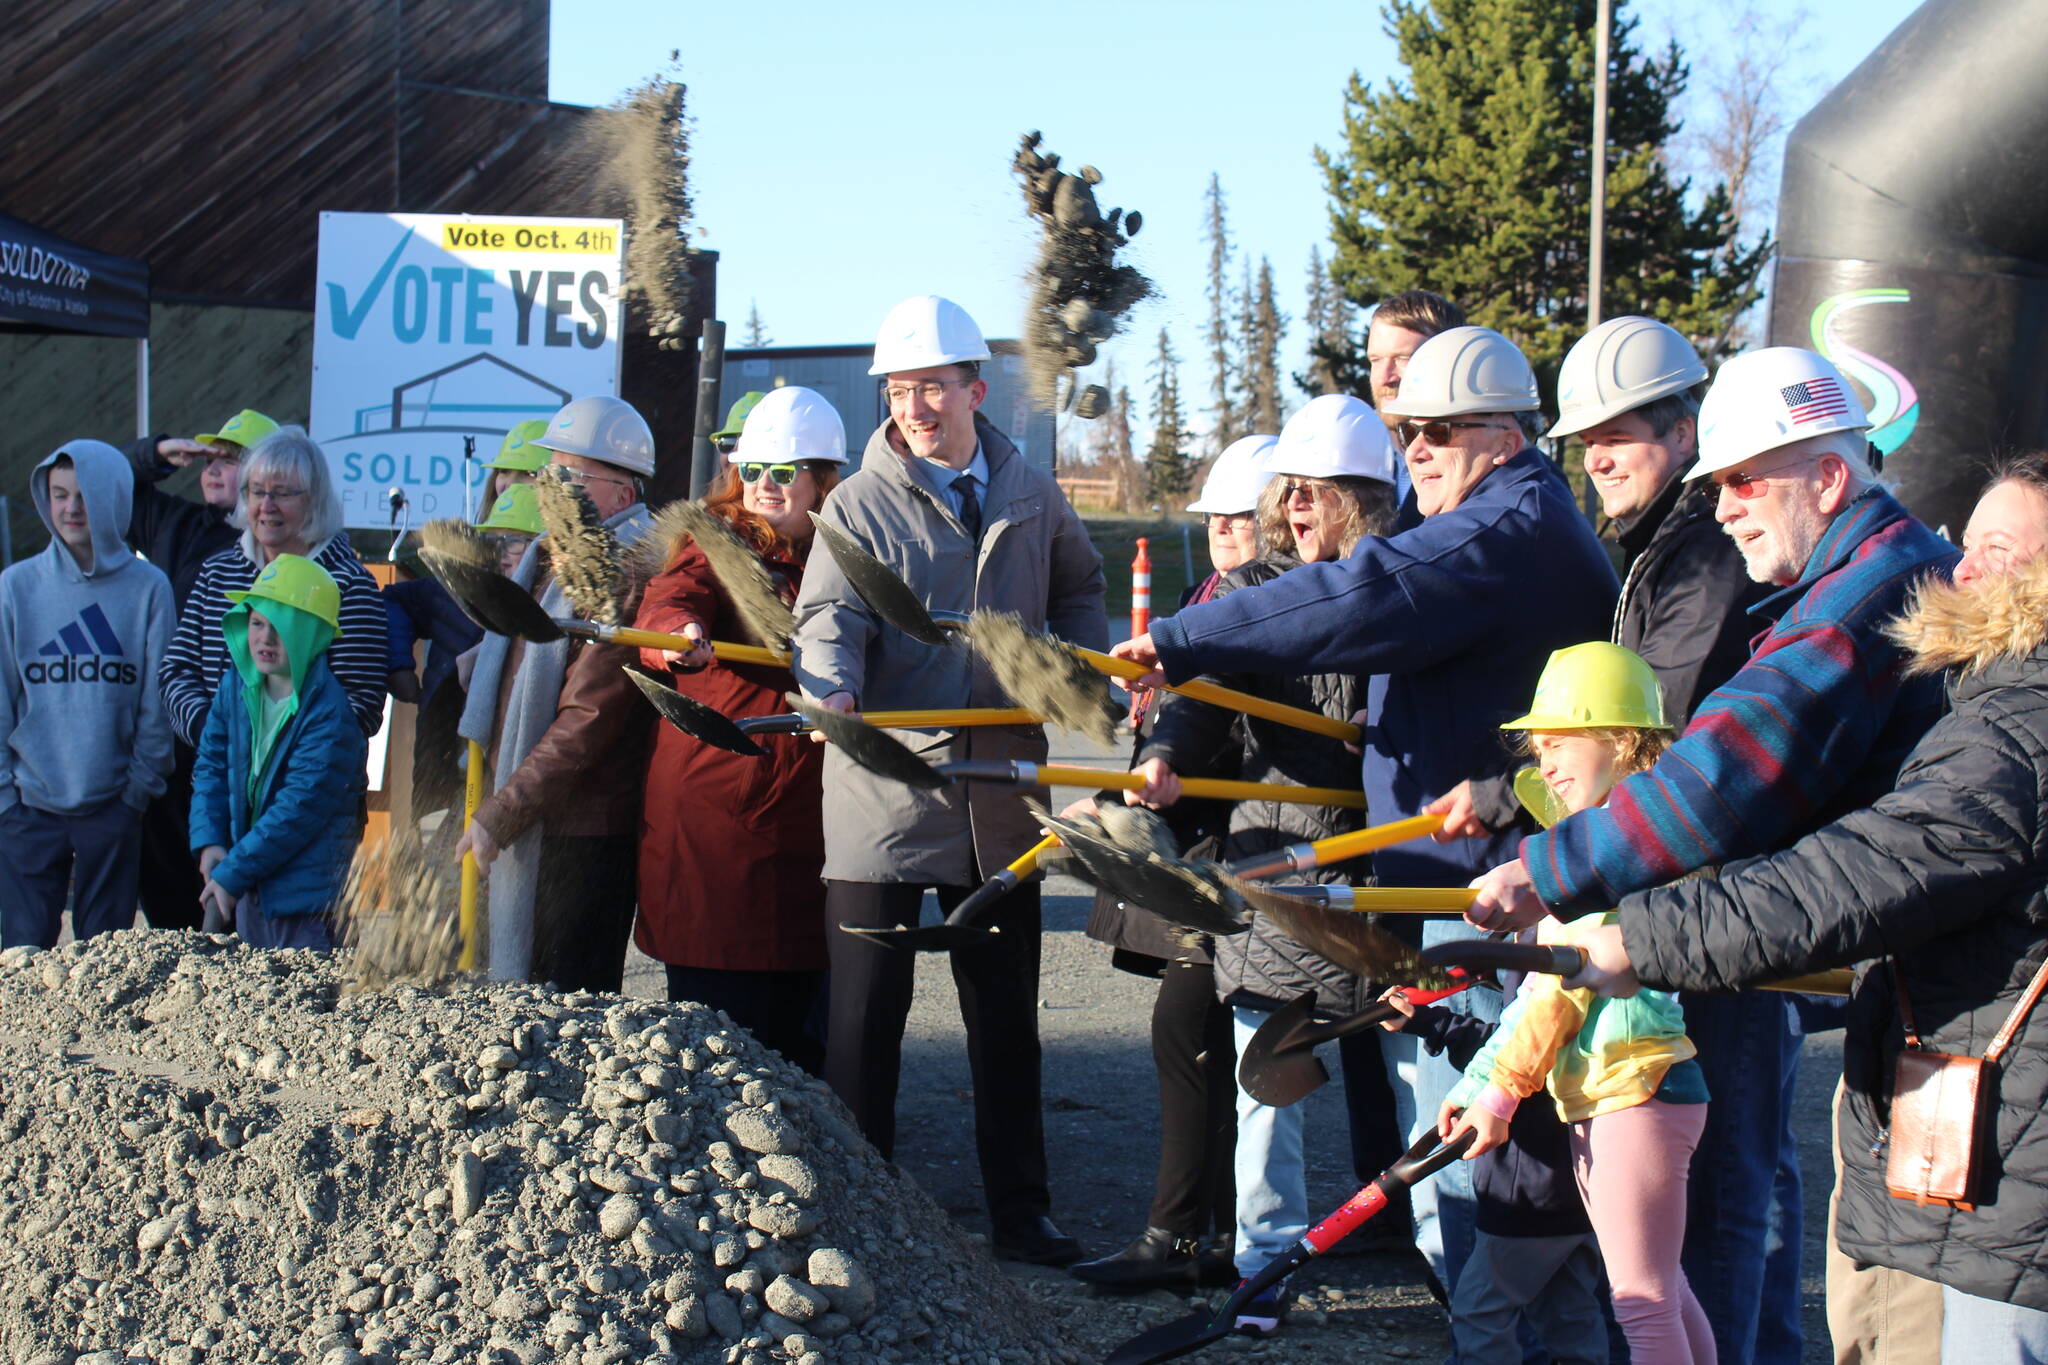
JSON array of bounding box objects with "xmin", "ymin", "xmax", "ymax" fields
[{"xmin": 0, "ymin": 929, "xmax": 1080, "ymax": 1365}]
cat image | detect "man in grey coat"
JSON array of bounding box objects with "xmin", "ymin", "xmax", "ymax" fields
[{"xmin": 794, "ymin": 295, "xmax": 1108, "ymax": 1265}]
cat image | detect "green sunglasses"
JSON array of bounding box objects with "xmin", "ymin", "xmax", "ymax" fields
[{"xmin": 736, "ymin": 463, "xmax": 803, "ymax": 486}]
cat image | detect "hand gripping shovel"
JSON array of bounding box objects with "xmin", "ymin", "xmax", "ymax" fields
[
  {"xmin": 423, "ymin": 550, "xmax": 789, "ymax": 667},
  {"xmin": 1104, "ymin": 1128, "xmax": 1477, "ymax": 1365},
  {"xmin": 807, "ymin": 513, "xmax": 1363, "ymax": 744},
  {"xmin": 839, "ymin": 833, "xmax": 1063, "ymax": 951}
]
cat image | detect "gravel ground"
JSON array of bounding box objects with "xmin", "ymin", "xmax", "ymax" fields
[{"xmin": 620, "ymin": 733, "xmax": 1846, "ymax": 1365}]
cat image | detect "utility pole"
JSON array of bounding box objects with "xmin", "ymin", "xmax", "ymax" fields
[{"xmin": 1588, "ymin": 0, "xmax": 1612, "ymax": 328}]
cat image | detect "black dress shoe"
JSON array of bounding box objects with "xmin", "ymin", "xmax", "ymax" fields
[
  {"xmin": 1066, "ymin": 1225, "xmax": 1201, "ymax": 1289},
  {"xmin": 992, "ymin": 1215, "xmax": 1085, "ymax": 1267}
]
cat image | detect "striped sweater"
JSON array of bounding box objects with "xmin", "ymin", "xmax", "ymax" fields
[
  {"xmin": 1524, "ymin": 487, "xmax": 1959, "ymax": 916},
  {"xmin": 159, "ymin": 538, "xmax": 390, "ymax": 747}
]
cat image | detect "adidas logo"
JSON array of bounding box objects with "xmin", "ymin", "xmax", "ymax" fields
[{"xmin": 23, "ymin": 604, "xmax": 139, "ymax": 685}]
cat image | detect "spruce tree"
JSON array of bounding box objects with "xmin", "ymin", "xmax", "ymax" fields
[
  {"xmin": 1145, "ymin": 328, "xmax": 1193, "ymax": 506},
  {"xmin": 1243, "ymin": 257, "xmax": 1288, "ymax": 434},
  {"xmin": 1315, "ymin": 0, "xmax": 1768, "ymax": 389},
  {"xmin": 1202, "ymin": 174, "xmax": 1241, "ymax": 452},
  {"xmin": 742, "ymin": 300, "xmax": 771, "ymax": 348}
]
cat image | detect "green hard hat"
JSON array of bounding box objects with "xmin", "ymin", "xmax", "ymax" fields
[
  {"xmin": 1500, "ymin": 642, "xmax": 1668, "ymax": 732},
  {"xmin": 486, "ymin": 419, "xmax": 554, "ymax": 472},
  {"xmin": 225, "ymin": 554, "xmax": 343, "ymax": 635},
  {"xmin": 195, "ymin": 409, "xmax": 280, "ymax": 450},
  {"xmin": 474, "ymin": 484, "xmax": 545, "ymax": 536},
  {"xmin": 712, "ymin": 391, "xmax": 770, "ymax": 441}
]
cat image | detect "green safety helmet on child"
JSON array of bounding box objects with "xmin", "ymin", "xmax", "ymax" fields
[
  {"xmin": 1500, "ymin": 641, "xmax": 1667, "ymax": 732},
  {"xmin": 224, "ymin": 554, "xmax": 344, "ymax": 635},
  {"xmin": 485, "ymin": 419, "xmax": 554, "ymax": 473},
  {"xmin": 474, "ymin": 484, "xmax": 545, "ymax": 536},
  {"xmin": 195, "ymin": 409, "xmax": 280, "ymax": 451},
  {"xmin": 712, "ymin": 391, "xmax": 770, "ymax": 454}
]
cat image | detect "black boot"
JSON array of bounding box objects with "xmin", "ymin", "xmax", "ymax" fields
[{"xmin": 1067, "ymin": 1226, "xmax": 1202, "ymax": 1290}]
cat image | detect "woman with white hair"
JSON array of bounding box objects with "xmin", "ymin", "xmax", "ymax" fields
[{"xmin": 159, "ymin": 428, "xmax": 389, "ymax": 749}]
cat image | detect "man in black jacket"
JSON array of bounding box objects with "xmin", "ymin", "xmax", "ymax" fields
[
  {"xmin": 1428, "ymin": 317, "xmax": 1795, "ymax": 1365},
  {"xmin": 122, "ymin": 407, "xmax": 274, "ymax": 930}
]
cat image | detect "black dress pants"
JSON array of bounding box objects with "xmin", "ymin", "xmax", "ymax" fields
[
  {"xmin": 824, "ymin": 878, "xmax": 1050, "ymax": 1226},
  {"xmin": 1147, "ymin": 958, "xmax": 1237, "ymax": 1237},
  {"xmin": 138, "ymin": 740, "xmax": 202, "ymax": 931},
  {"xmin": 532, "ymin": 834, "xmax": 638, "ymax": 994}
]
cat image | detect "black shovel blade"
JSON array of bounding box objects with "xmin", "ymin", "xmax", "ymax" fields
[
  {"xmin": 1103, "ymin": 1311, "xmax": 1258, "ymax": 1365},
  {"xmin": 808, "ymin": 513, "xmax": 954, "ymax": 647},
  {"xmin": 839, "ymin": 922, "xmax": 997, "ymax": 951},
  {"xmin": 1033, "ymin": 809, "xmax": 1248, "ymax": 938},
  {"xmin": 1236, "ymin": 991, "xmax": 1331, "ymax": 1107},
  {"xmin": 625, "ymin": 670, "xmax": 769, "ymax": 757},
  {"xmin": 787, "ymin": 692, "xmax": 947, "ymax": 790},
  {"xmin": 421, "ymin": 550, "xmax": 566, "ymax": 643}
]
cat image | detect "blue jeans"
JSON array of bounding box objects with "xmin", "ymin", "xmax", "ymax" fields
[
  {"xmin": 1407, "ymin": 918, "xmax": 1505, "ymax": 1298},
  {"xmin": 1679, "ymin": 989, "xmax": 1804, "ymax": 1365},
  {"xmin": 1231, "ymin": 1004, "xmax": 1313, "ymax": 1276},
  {"xmin": 0, "ymin": 799, "xmax": 141, "ymax": 949},
  {"xmin": 1941, "ymin": 1285, "xmax": 2048, "ymax": 1364}
]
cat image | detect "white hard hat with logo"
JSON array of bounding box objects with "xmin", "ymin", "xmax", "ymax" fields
[
  {"xmin": 1187, "ymin": 435, "xmax": 1278, "ymax": 514},
  {"xmin": 1381, "ymin": 326, "xmax": 1540, "ymax": 419},
  {"xmin": 1269, "ymin": 394, "xmax": 1398, "ymax": 484},
  {"xmin": 1549, "ymin": 316, "xmax": 1708, "ymax": 439},
  {"xmin": 1688, "ymin": 347, "xmax": 1871, "ymax": 480},
  {"xmin": 732, "ymin": 386, "xmax": 849, "ymax": 465},
  {"xmin": 531, "ymin": 395, "xmax": 656, "ymax": 476},
  {"xmin": 868, "ymin": 295, "xmax": 994, "ymax": 377}
]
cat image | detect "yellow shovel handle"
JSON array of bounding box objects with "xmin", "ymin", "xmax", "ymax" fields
[
  {"xmin": 459, "ymin": 738, "xmax": 485, "ymax": 972},
  {"xmin": 1070, "ymin": 645, "xmax": 1363, "ymax": 743},
  {"xmin": 582, "ymin": 622, "xmax": 792, "ymax": 669},
  {"xmin": 1345, "ymin": 887, "xmax": 1480, "ymax": 912},
  {"xmin": 1009, "ymin": 832, "xmax": 1064, "ymax": 878},
  {"xmin": 1030, "ymin": 765, "xmax": 1366, "ymax": 809},
  {"xmin": 864, "ymin": 708, "xmax": 1044, "ymax": 728},
  {"xmin": 1304, "ymin": 814, "xmax": 1448, "ymax": 867}
]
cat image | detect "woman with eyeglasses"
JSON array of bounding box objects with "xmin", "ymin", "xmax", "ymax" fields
[
  {"xmin": 159, "ymin": 428, "xmax": 390, "ymax": 752},
  {"xmin": 631, "ymin": 386, "xmax": 847, "ymax": 1070},
  {"xmin": 1121, "ymin": 395, "xmax": 1399, "ymax": 1332}
]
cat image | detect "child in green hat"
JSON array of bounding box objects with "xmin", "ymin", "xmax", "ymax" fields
[{"xmin": 191, "ymin": 553, "xmax": 369, "ymax": 949}]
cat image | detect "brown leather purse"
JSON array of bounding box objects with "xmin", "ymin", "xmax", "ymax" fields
[{"xmin": 1884, "ymin": 956, "xmax": 2048, "ymax": 1210}]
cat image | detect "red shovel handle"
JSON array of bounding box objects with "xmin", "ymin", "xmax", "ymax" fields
[{"xmin": 1304, "ymin": 1129, "xmax": 1476, "ymax": 1253}]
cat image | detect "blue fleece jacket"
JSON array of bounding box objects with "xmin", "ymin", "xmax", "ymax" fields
[
  {"xmin": 190, "ymin": 651, "xmax": 367, "ymax": 918},
  {"xmin": 1523, "ymin": 487, "xmax": 1958, "ymax": 915},
  {"xmin": 383, "ymin": 576, "xmax": 481, "ymax": 705},
  {"xmin": 1150, "ymin": 450, "xmax": 1619, "ymax": 888}
]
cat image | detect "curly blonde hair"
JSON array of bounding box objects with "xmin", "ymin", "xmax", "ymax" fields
[
  {"xmin": 1516, "ymin": 725, "xmax": 1675, "ymax": 777},
  {"xmin": 1256, "ymin": 474, "xmax": 1397, "ymax": 559}
]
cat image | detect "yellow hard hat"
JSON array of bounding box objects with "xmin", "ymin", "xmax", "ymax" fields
[
  {"xmin": 486, "ymin": 419, "xmax": 554, "ymax": 473},
  {"xmin": 225, "ymin": 554, "xmax": 343, "ymax": 635},
  {"xmin": 474, "ymin": 484, "xmax": 545, "ymax": 536},
  {"xmin": 1501, "ymin": 642, "xmax": 1666, "ymax": 731},
  {"xmin": 195, "ymin": 409, "xmax": 280, "ymax": 450}
]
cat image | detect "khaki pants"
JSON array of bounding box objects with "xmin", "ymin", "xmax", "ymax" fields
[{"xmin": 1827, "ymin": 1080, "xmax": 1943, "ymax": 1365}]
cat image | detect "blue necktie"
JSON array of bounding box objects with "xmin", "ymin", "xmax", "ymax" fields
[{"xmin": 952, "ymin": 473, "xmax": 982, "ymax": 542}]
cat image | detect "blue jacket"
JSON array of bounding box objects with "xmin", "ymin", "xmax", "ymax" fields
[
  {"xmin": 1151, "ymin": 450, "xmax": 1619, "ymax": 889},
  {"xmin": 383, "ymin": 576, "xmax": 482, "ymax": 705},
  {"xmin": 1524, "ymin": 487, "xmax": 1959, "ymax": 915},
  {"xmin": 190, "ymin": 657, "xmax": 367, "ymax": 917}
]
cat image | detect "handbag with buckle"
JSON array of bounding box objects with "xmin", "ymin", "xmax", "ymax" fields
[{"xmin": 1884, "ymin": 955, "xmax": 2048, "ymax": 1210}]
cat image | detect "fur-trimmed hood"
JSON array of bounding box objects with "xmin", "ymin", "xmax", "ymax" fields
[{"xmin": 1888, "ymin": 559, "xmax": 2048, "ymax": 678}]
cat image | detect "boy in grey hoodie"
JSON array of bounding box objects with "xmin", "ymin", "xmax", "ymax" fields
[{"xmin": 0, "ymin": 440, "xmax": 176, "ymax": 947}]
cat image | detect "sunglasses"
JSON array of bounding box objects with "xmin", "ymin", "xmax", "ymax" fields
[
  {"xmin": 1396, "ymin": 419, "xmax": 1509, "ymax": 448},
  {"xmin": 1715, "ymin": 452, "xmax": 1819, "ymax": 501},
  {"xmin": 1280, "ymin": 479, "xmax": 1335, "ymax": 503},
  {"xmin": 737, "ymin": 463, "xmax": 804, "ymax": 486}
]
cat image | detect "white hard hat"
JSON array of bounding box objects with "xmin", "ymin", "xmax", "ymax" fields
[
  {"xmin": 1381, "ymin": 326, "xmax": 1539, "ymax": 419},
  {"xmin": 1688, "ymin": 347, "xmax": 1871, "ymax": 480},
  {"xmin": 1269, "ymin": 395, "xmax": 1397, "ymax": 484},
  {"xmin": 732, "ymin": 386, "xmax": 848, "ymax": 465},
  {"xmin": 1187, "ymin": 435, "xmax": 1278, "ymax": 514},
  {"xmin": 1549, "ymin": 316, "xmax": 1707, "ymax": 439},
  {"xmin": 531, "ymin": 395, "xmax": 656, "ymax": 477},
  {"xmin": 868, "ymin": 295, "xmax": 994, "ymax": 377}
]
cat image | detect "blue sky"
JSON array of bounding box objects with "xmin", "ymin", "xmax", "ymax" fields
[{"xmin": 549, "ymin": 0, "xmax": 1925, "ymax": 429}]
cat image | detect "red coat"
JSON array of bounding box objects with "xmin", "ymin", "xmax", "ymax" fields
[{"xmin": 633, "ymin": 537, "xmax": 826, "ymax": 971}]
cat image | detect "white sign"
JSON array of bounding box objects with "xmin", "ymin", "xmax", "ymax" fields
[{"xmin": 311, "ymin": 212, "xmax": 625, "ymax": 529}]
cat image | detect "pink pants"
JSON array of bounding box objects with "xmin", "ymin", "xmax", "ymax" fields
[{"xmin": 1570, "ymin": 1099, "xmax": 1717, "ymax": 1365}]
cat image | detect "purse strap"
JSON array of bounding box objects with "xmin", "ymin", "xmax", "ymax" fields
[{"xmin": 1892, "ymin": 953, "xmax": 2048, "ymax": 1063}]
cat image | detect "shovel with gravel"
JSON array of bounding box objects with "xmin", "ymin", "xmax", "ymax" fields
[
  {"xmin": 1105, "ymin": 1128, "xmax": 1477, "ymax": 1365},
  {"xmin": 626, "ymin": 667, "xmax": 1043, "ymax": 757},
  {"xmin": 808, "ymin": 513, "xmax": 1363, "ymax": 744}
]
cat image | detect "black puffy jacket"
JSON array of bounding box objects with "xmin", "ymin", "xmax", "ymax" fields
[
  {"xmin": 1616, "ymin": 564, "xmax": 2048, "ymax": 1309},
  {"xmin": 1141, "ymin": 553, "xmax": 1370, "ymax": 1016}
]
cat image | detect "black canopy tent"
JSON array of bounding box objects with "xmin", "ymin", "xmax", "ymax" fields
[{"xmin": 0, "ymin": 211, "xmax": 152, "ymax": 437}]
